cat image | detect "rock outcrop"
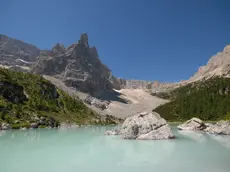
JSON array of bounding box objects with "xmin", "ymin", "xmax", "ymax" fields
[
  {"xmin": 0, "ymin": 81, "xmax": 28, "ymax": 103},
  {"xmin": 177, "ymin": 118, "xmax": 206, "ymax": 131},
  {"xmin": 178, "ymin": 118, "xmax": 230, "ymax": 135},
  {"xmin": 205, "ymin": 121, "xmax": 230, "ymax": 135},
  {"xmin": 105, "ymin": 111, "xmax": 174, "ymax": 140}
]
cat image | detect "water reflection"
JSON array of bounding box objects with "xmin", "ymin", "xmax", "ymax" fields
[
  {"xmin": 208, "ymin": 134, "xmax": 230, "ymax": 149},
  {"xmin": 178, "ymin": 130, "xmax": 207, "ymax": 143},
  {"xmin": 0, "ymin": 130, "xmax": 6, "ymax": 137},
  {"xmin": 80, "ymin": 130, "xmax": 176, "ymax": 167}
]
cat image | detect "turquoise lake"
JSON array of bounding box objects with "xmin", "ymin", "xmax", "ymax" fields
[{"xmin": 0, "ymin": 126, "xmax": 230, "ymax": 172}]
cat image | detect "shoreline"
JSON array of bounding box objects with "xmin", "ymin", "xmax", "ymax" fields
[{"xmin": 0, "ymin": 120, "xmax": 225, "ymax": 131}]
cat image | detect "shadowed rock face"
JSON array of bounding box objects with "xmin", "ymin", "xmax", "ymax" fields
[{"xmin": 0, "ymin": 81, "xmax": 28, "ymax": 103}]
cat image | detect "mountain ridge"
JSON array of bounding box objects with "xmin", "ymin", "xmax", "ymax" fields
[
  {"xmin": 2, "ymin": 33, "xmax": 230, "ymax": 88},
  {"xmin": 1, "ymin": 33, "xmax": 230, "ymax": 119},
  {"xmin": 0, "ymin": 33, "xmax": 178, "ymax": 91}
]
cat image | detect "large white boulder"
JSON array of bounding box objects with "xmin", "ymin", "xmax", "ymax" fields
[{"xmin": 118, "ymin": 111, "xmax": 174, "ymax": 140}]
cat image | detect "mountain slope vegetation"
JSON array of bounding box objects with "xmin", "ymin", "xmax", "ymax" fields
[
  {"xmin": 0, "ymin": 68, "xmax": 119, "ymax": 129},
  {"xmin": 154, "ymin": 77, "xmax": 230, "ymax": 121}
]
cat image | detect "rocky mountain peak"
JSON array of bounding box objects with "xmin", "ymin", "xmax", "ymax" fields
[
  {"xmin": 31, "ymin": 33, "xmax": 117, "ymax": 96},
  {"xmin": 78, "ymin": 33, "xmax": 89, "ymax": 47}
]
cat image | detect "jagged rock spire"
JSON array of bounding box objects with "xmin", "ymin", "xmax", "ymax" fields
[{"xmin": 79, "ymin": 33, "xmax": 89, "ymax": 47}]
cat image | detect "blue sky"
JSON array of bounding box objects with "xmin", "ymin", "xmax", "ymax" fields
[{"xmin": 1, "ymin": 0, "xmax": 230, "ymax": 82}]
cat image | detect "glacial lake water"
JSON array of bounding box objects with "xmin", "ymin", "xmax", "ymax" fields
[{"xmin": 0, "ymin": 126, "xmax": 230, "ymax": 172}]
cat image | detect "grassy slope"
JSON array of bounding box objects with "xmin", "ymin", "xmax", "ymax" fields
[
  {"xmin": 154, "ymin": 77, "xmax": 230, "ymax": 121},
  {"xmin": 0, "ymin": 68, "xmax": 119, "ymax": 128}
]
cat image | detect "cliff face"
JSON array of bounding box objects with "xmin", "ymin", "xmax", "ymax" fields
[
  {"xmin": 31, "ymin": 33, "xmax": 118, "ymax": 96},
  {"xmin": 114, "ymin": 78, "xmax": 180, "ymax": 92}
]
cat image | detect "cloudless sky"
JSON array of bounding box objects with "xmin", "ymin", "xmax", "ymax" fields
[{"xmin": 1, "ymin": 0, "xmax": 230, "ymax": 82}]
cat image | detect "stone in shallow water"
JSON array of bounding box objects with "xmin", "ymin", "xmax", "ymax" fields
[
  {"xmin": 177, "ymin": 118, "xmax": 206, "ymax": 131},
  {"xmin": 106, "ymin": 111, "xmax": 174, "ymax": 140},
  {"xmin": 59, "ymin": 123, "xmax": 79, "ymax": 129},
  {"xmin": 104, "ymin": 129, "xmax": 120, "ymax": 135},
  {"xmin": 205, "ymin": 121, "xmax": 230, "ymax": 135},
  {"xmin": 177, "ymin": 118, "xmax": 230, "ymax": 135}
]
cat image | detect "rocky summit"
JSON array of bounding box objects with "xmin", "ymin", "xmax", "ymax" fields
[{"xmin": 31, "ymin": 33, "xmax": 119, "ymax": 96}]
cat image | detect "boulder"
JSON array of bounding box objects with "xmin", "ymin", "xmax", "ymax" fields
[
  {"xmin": 177, "ymin": 118, "xmax": 206, "ymax": 131},
  {"xmin": 119, "ymin": 111, "xmax": 174, "ymax": 140},
  {"xmin": 205, "ymin": 121, "xmax": 230, "ymax": 135},
  {"xmin": 30, "ymin": 123, "xmax": 38, "ymax": 129},
  {"xmin": 104, "ymin": 129, "xmax": 120, "ymax": 135},
  {"xmin": 20, "ymin": 127, "xmax": 27, "ymax": 130},
  {"xmin": 1, "ymin": 123, "xmax": 11, "ymax": 130}
]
